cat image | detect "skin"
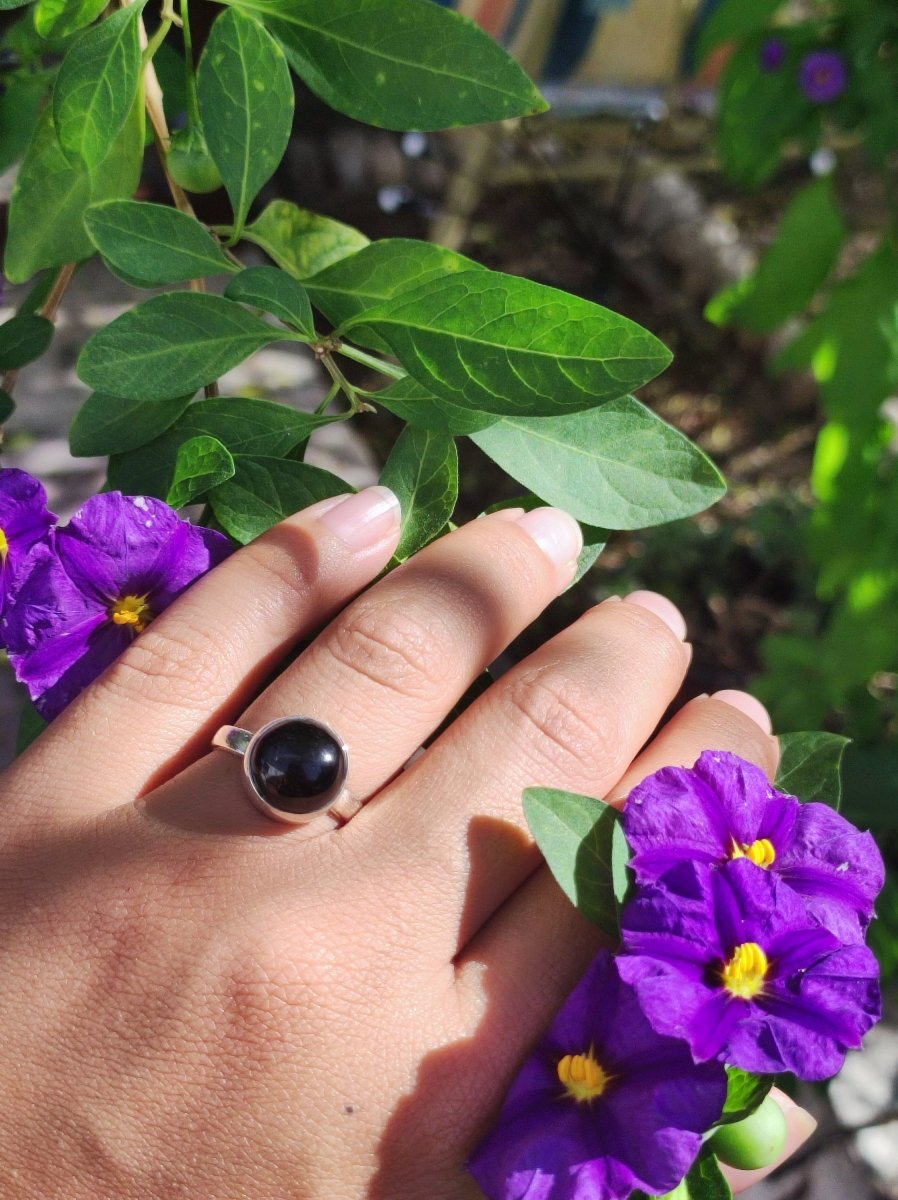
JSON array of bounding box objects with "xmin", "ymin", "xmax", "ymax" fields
[{"xmin": 0, "ymin": 490, "xmax": 815, "ymax": 1199}]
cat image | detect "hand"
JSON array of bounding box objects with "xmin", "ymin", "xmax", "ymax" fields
[{"xmin": 0, "ymin": 487, "xmax": 813, "ymax": 1198}]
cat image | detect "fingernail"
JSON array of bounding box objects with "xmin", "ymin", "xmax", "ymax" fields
[
  {"xmin": 711, "ymin": 689, "xmax": 773, "ymax": 734},
  {"xmin": 624, "ymin": 590, "xmax": 687, "ymax": 640},
  {"xmin": 515, "ymin": 507, "xmax": 583, "ymax": 573},
  {"xmin": 771, "ymin": 1088, "xmax": 817, "ymax": 1141},
  {"xmin": 316, "ymin": 485, "xmax": 401, "ymax": 549}
]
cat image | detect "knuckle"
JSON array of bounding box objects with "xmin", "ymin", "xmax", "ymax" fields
[
  {"xmin": 502, "ymin": 666, "xmax": 623, "ymax": 776},
  {"xmin": 100, "ymin": 621, "xmax": 223, "ymax": 711},
  {"xmin": 325, "ymin": 602, "xmax": 451, "ymax": 700},
  {"xmin": 238, "ymin": 534, "xmax": 316, "ymax": 601}
]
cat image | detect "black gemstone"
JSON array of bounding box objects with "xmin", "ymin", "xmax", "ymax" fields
[{"xmin": 248, "ymin": 720, "xmax": 346, "ymax": 815}]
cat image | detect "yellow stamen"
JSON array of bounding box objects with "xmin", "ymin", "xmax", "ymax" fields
[
  {"xmin": 110, "ymin": 594, "xmax": 152, "ymax": 632},
  {"xmin": 721, "ymin": 942, "xmax": 769, "ymax": 1000},
  {"xmin": 557, "ymin": 1051, "xmax": 612, "ymax": 1102},
  {"xmin": 0, "ymin": 525, "xmax": 8, "ymax": 562},
  {"xmin": 731, "ymin": 837, "xmax": 776, "ymax": 868}
]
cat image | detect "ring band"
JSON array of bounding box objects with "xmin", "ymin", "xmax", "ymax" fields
[{"xmin": 212, "ymin": 717, "xmax": 358, "ymax": 826}]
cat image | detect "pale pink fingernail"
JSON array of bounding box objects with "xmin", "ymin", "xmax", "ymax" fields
[
  {"xmin": 624, "ymin": 590, "xmax": 688, "ymax": 640},
  {"xmin": 316, "ymin": 485, "xmax": 401, "ymax": 549},
  {"xmin": 711, "ymin": 689, "xmax": 773, "ymax": 734},
  {"xmin": 515, "ymin": 507, "xmax": 583, "ymax": 573}
]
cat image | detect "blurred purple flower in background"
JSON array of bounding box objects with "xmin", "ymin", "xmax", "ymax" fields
[
  {"xmin": 0, "ymin": 468, "xmax": 55, "ymax": 626},
  {"xmin": 623, "ymin": 750, "xmax": 884, "ymax": 943},
  {"xmin": 618, "ymin": 859, "xmax": 881, "ymax": 1080},
  {"xmin": 759, "ymin": 37, "xmax": 787, "ymax": 73},
  {"xmin": 468, "ymin": 950, "xmax": 727, "ymax": 1200},
  {"xmin": 799, "ymin": 50, "xmax": 848, "ymax": 103},
  {"xmin": 2, "ymin": 491, "xmax": 231, "ymax": 719}
]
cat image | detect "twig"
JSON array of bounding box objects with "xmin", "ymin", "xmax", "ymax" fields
[{"xmin": 0, "ymin": 262, "xmax": 78, "ymax": 401}]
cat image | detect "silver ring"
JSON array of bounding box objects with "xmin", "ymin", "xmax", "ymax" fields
[{"xmin": 212, "ymin": 717, "xmax": 359, "ymax": 826}]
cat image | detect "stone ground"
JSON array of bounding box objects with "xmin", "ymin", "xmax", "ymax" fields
[{"xmin": 2, "ymin": 167, "xmax": 897, "ymax": 1198}]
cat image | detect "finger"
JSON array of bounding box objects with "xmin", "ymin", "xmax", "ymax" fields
[
  {"xmin": 607, "ymin": 689, "xmax": 779, "ymax": 803},
  {"xmin": 8, "ymin": 487, "xmax": 402, "ymax": 820},
  {"xmin": 726, "ymin": 1088, "xmax": 817, "ymax": 1193},
  {"xmin": 158, "ymin": 506, "xmax": 584, "ymax": 832},
  {"xmin": 360, "ymin": 592, "xmax": 691, "ymax": 952}
]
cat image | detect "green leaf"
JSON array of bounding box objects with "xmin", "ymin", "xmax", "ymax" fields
[
  {"xmin": 16, "ymin": 273, "xmax": 56, "ymax": 316},
  {"xmin": 198, "ymin": 7, "xmax": 293, "ymax": 238},
  {"xmin": 0, "ymin": 72, "xmax": 51, "ymax": 174},
  {"xmin": 4, "ymin": 97, "xmax": 144, "ymax": 283},
  {"xmin": 306, "ymin": 238, "xmax": 483, "ymax": 349},
  {"xmin": 472, "ymin": 397, "xmax": 725, "ymax": 529},
  {"xmin": 69, "ymin": 392, "xmax": 193, "ymax": 456},
  {"xmin": 224, "ymin": 266, "xmax": 314, "ymax": 337},
  {"xmin": 84, "ymin": 200, "xmax": 239, "ymax": 286},
  {"xmin": 227, "ymin": 0, "xmax": 546, "ymax": 131},
  {"xmin": 775, "ymin": 731, "xmax": 849, "ymax": 809},
  {"xmin": 718, "ymin": 1068, "xmax": 775, "ymax": 1126},
  {"xmin": 106, "ymin": 396, "xmax": 333, "ymax": 496},
  {"xmin": 0, "ymin": 314, "xmax": 53, "ymax": 371},
  {"xmin": 0, "ymin": 0, "xmax": 36, "ymax": 8},
  {"xmin": 522, "ymin": 788, "xmax": 622, "ymax": 940},
  {"xmin": 241, "ymin": 201, "xmax": 369, "ymax": 280},
  {"xmin": 651, "ymin": 1154, "xmax": 733, "ymax": 1200},
  {"xmin": 16, "ymin": 702, "xmax": 48, "ymax": 756},
  {"xmin": 379, "ymin": 425, "xmax": 458, "ymax": 561},
  {"xmin": 209, "ymin": 455, "xmax": 347, "ymax": 542},
  {"xmin": 706, "ymin": 178, "xmax": 846, "ymax": 334},
  {"xmin": 348, "ymin": 270, "xmax": 671, "ymax": 418},
  {"xmin": 373, "ymin": 375, "xmax": 496, "ymax": 436},
  {"xmin": 35, "ymin": 0, "xmax": 108, "ymax": 38},
  {"xmin": 0, "ymin": 390, "xmax": 15, "ymax": 423},
  {"xmin": 694, "ymin": 0, "xmax": 786, "ymax": 66},
  {"xmin": 166, "ymin": 435, "xmax": 236, "ymax": 508},
  {"xmin": 77, "ymin": 292, "xmax": 280, "ymax": 401},
  {"xmin": 53, "ymin": 0, "xmax": 147, "ymax": 168}
]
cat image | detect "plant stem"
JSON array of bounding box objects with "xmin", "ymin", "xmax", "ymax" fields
[
  {"xmin": 321, "ymin": 354, "xmax": 374, "ymax": 414},
  {"xmin": 336, "ymin": 342, "xmax": 406, "ymax": 381},
  {"xmin": 140, "ymin": 15, "xmax": 196, "ymax": 219},
  {"xmin": 180, "ymin": 0, "xmax": 201, "ymax": 125},
  {"xmin": 315, "ymin": 381, "xmax": 342, "ymax": 416},
  {"xmin": 141, "ymin": 16, "xmax": 172, "ymax": 67}
]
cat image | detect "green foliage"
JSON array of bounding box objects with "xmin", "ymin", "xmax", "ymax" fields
[
  {"xmin": 229, "ymin": 0, "xmax": 547, "ymax": 131},
  {"xmin": 70, "ymin": 393, "xmax": 193, "ymax": 457},
  {"xmin": 0, "ymin": 390, "xmax": 15, "ymax": 423},
  {"xmin": 0, "ymin": 314, "xmax": 54, "ymax": 370},
  {"xmin": 34, "ymin": 0, "xmax": 107, "ymax": 38},
  {"xmin": 522, "ymin": 788, "xmax": 629, "ymax": 941},
  {"xmin": 707, "ymin": 178, "xmax": 846, "ymax": 333},
  {"xmin": 166, "ymin": 435, "xmax": 236, "ymax": 509},
  {"xmin": 379, "ymin": 426, "xmax": 458, "ymax": 561},
  {"xmin": 77, "ymin": 293, "xmax": 281, "ymax": 401},
  {"xmin": 197, "ymin": 7, "xmax": 294, "ymax": 238},
  {"xmin": 641, "ymin": 1155, "xmax": 733, "ymax": 1200},
  {"xmin": 471, "ymin": 398, "xmax": 725, "ymax": 529},
  {"xmin": 5, "ymin": 99, "xmax": 144, "ymax": 282},
  {"xmin": 241, "ymin": 201, "xmax": 369, "ymax": 278},
  {"xmin": 775, "ymin": 732, "xmax": 849, "ymax": 808},
  {"xmin": 84, "ymin": 201, "xmax": 239, "ymax": 286},
  {"xmin": 717, "ymin": 1068, "xmax": 775, "ymax": 1126},
  {"xmin": 166, "ymin": 123, "xmax": 224, "ymax": 194},
  {"xmin": 224, "ymin": 266, "xmax": 314, "ymax": 337},
  {"xmin": 372, "ymin": 375, "xmax": 496, "ymax": 436},
  {"xmin": 209, "ymin": 455, "xmax": 346, "ymax": 541},
  {"xmin": 52, "ymin": 0, "xmax": 147, "ymax": 168},
  {"xmin": 0, "ymin": 72, "xmax": 50, "ymax": 174},
  {"xmin": 345, "ymin": 270, "xmax": 672, "ymax": 417},
  {"xmin": 694, "ymin": 0, "xmax": 786, "ymax": 66}
]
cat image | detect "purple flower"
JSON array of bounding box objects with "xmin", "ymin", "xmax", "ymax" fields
[
  {"xmin": 0, "ymin": 468, "xmax": 56, "ymax": 626},
  {"xmin": 467, "ymin": 950, "xmax": 727, "ymax": 1200},
  {"xmin": 622, "ymin": 750, "xmax": 884, "ymax": 944},
  {"xmin": 618, "ymin": 859, "xmax": 881, "ymax": 1081},
  {"xmin": 799, "ymin": 50, "xmax": 848, "ymax": 104},
  {"xmin": 759, "ymin": 38, "xmax": 787, "ymax": 73},
  {"xmin": 1, "ymin": 492, "xmax": 232, "ymax": 719}
]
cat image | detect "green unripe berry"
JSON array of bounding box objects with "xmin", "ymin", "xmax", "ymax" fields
[
  {"xmin": 167, "ymin": 126, "xmax": 223, "ymax": 194},
  {"xmin": 708, "ymin": 1096, "xmax": 788, "ymax": 1170}
]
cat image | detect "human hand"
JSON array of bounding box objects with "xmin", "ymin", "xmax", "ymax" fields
[{"xmin": 0, "ymin": 487, "xmax": 813, "ymax": 1198}]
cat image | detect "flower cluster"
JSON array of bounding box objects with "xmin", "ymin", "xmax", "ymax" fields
[
  {"xmin": 0, "ymin": 468, "xmax": 232, "ymax": 720},
  {"xmin": 470, "ymin": 751, "xmax": 883, "ymax": 1200},
  {"xmin": 759, "ymin": 37, "xmax": 849, "ymax": 104}
]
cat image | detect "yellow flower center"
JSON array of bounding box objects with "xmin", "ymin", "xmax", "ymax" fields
[
  {"xmin": 731, "ymin": 837, "xmax": 776, "ymax": 868},
  {"xmin": 110, "ymin": 594, "xmax": 152, "ymax": 632},
  {"xmin": 721, "ymin": 942, "xmax": 769, "ymax": 1000},
  {"xmin": 557, "ymin": 1051, "xmax": 612, "ymax": 1102},
  {"xmin": 0, "ymin": 525, "xmax": 8, "ymax": 562}
]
